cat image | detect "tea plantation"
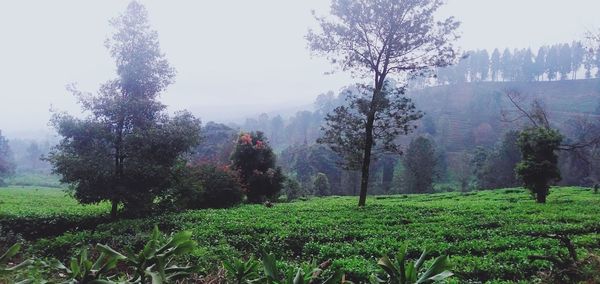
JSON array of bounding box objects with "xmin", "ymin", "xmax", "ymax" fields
[{"xmin": 1, "ymin": 186, "xmax": 599, "ymax": 283}]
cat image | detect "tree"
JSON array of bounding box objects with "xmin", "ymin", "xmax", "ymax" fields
[
  {"xmin": 230, "ymin": 132, "xmax": 285, "ymax": 203},
  {"xmin": 490, "ymin": 48, "xmax": 501, "ymax": 81},
  {"xmin": 47, "ymin": 1, "xmax": 202, "ymax": 218},
  {"xmin": 0, "ymin": 131, "xmax": 15, "ymax": 186},
  {"xmin": 308, "ymin": 0, "xmax": 459, "ymax": 206},
  {"xmin": 313, "ymin": 173, "xmax": 332, "ymax": 196},
  {"xmin": 516, "ymin": 127, "xmax": 563, "ymax": 203},
  {"xmin": 479, "ymin": 50, "xmax": 490, "ymax": 81},
  {"xmin": 403, "ymin": 137, "xmax": 437, "ymax": 193},
  {"xmin": 500, "ymin": 48, "xmax": 513, "ymax": 81},
  {"xmin": 454, "ymin": 152, "xmax": 472, "ymax": 192},
  {"xmin": 534, "ymin": 46, "xmax": 547, "ymax": 81},
  {"xmin": 193, "ymin": 122, "xmax": 237, "ymax": 165},
  {"xmin": 546, "ymin": 45, "xmax": 559, "ymax": 81},
  {"xmin": 558, "ymin": 43, "xmax": 572, "ymax": 80},
  {"xmin": 571, "ymin": 41, "xmax": 585, "ymax": 80}
]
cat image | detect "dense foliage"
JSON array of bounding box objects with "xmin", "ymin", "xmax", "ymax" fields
[
  {"xmin": 165, "ymin": 163, "xmax": 243, "ymax": 210},
  {"xmin": 403, "ymin": 137, "xmax": 437, "ymax": 193},
  {"xmin": 231, "ymin": 132, "xmax": 285, "ymax": 203},
  {"xmin": 516, "ymin": 127, "xmax": 563, "ymax": 203},
  {"xmin": 0, "ymin": 131, "xmax": 15, "ymax": 186},
  {"xmin": 1, "ymin": 187, "xmax": 598, "ymax": 283},
  {"xmin": 47, "ymin": 2, "xmax": 202, "ymax": 217}
]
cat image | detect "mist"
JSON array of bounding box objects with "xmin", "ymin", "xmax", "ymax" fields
[{"xmin": 1, "ymin": 0, "xmax": 599, "ymax": 138}]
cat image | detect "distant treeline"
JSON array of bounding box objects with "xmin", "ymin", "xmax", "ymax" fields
[{"xmin": 436, "ymin": 41, "xmax": 598, "ymax": 85}]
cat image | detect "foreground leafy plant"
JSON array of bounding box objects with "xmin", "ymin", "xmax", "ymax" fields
[
  {"xmin": 53, "ymin": 245, "xmax": 126, "ymax": 283},
  {"xmin": 371, "ymin": 245, "xmax": 453, "ymax": 284},
  {"xmin": 124, "ymin": 226, "xmax": 197, "ymax": 283},
  {"xmin": 223, "ymin": 256, "xmax": 260, "ymax": 284},
  {"xmin": 0, "ymin": 243, "xmax": 33, "ymax": 280},
  {"xmin": 47, "ymin": 226, "xmax": 196, "ymax": 283},
  {"xmin": 224, "ymin": 253, "xmax": 347, "ymax": 284}
]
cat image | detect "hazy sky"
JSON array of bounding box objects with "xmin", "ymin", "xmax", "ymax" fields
[{"xmin": 1, "ymin": 0, "xmax": 600, "ymax": 138}]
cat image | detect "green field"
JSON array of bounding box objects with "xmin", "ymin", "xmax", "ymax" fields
[{"xmin": 1, "ymin": 186, "xmax": 599, "ymax": 283}]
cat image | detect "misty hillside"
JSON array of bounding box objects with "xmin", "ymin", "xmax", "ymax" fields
[{"xmin": 410, "ymin": 78, "xmax": 600, "ymax": 152}]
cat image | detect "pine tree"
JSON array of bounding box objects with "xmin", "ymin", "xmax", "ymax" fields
[
  {"xmin": 534, "ymin": 46, "xmax": 547, "ymax": 81},
  {"xmin": 501, "ymin": 48, "xmax": 513, "ymax": 81},
  {"xmin": 558, "ymin": 43, "xmax": 572, "ymax": 80},
  {"xmin": 571, "ymin": 41, "xmax": 585, "ymax": 80},
  {"xmin": 546, "ymin": 45, "xmax": 559, "ymax": 81},
  {"xmin": 479, "ymin": 50, "xmax": 490, "ymax": 81},
  {"xmin": 490, "ymin": 48, "xmax": 501, "ymax": 81}
]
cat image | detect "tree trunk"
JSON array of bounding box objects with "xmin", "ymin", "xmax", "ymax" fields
[
  {"xmin": 536, "ymin": 192, "xmax": 547, "ymax": 203},
  {"xmin": 110, "ymin": 200, "xmax": 118, "ymax": 219},
  {"xmin": 358, "ymin": 114, "xmax": 375, "ymax": 207}
]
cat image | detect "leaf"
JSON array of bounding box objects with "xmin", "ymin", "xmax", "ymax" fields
[
  {"xmin": 293, "ymin": 268, "xmax": 304, "ymax": 284},
  {"xmin": 377, "ymin": 256, "xmax": 398, "ymax": 278},
  {"xmin": 414, "ymin": 249, "xmax": 428, "ymax": 271},
  {"xmin": 0, "ymin": 243, "xmax": 20, "ymax": 264},
  {"xmin": 427, "ymin": 271, "xmax": 454, "ymax": 282},
  {"xmin": 96, "ymin": 244, "xmax": 127, "ymax": 260},
  {"xmin": 262, "ymin": 253, "xmax": 278, "ymax": 280},
  {"xmin": 416, "ymin": 255, "xmax": 451, "ymax": 283}
]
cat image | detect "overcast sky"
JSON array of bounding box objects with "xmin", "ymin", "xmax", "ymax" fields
[{"xmin": 1, "ymin": 0, "xmax": 600, "ymax": 138}]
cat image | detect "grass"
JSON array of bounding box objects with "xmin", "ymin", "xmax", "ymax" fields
[
  {"xmin": 0, "ymin": 187, "xmax": 109, "ymax": 219},
  {"xmin": 5, "ymin": 173, "xmax": 63, "ymax": 188},
  {"xmin": 1, "ymin": 186, "xmax": 599, "ymax": 283}
]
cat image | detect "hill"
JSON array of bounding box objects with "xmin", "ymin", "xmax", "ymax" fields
[
  {"xmin": 409, "ymin": 79, "xmax": 600, "ymax": 152},
  {"xmin": 1, "ymin": 186, "xmax": 598, "ymax": 282}
]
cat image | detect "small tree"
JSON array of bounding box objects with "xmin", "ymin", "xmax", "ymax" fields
[
  {"xmin": 231, "ymin": 132, "xmax": 285, "ymax": 203},
  {"xmin": 516, "ymin": 127, "xmax": 563, "ymax": 203},
  {"xmin": 308, "ymin": 0, "xmax": 459, "ymax": 206},
  {"xmin": 313, "ymin": 173, "xmax": 331, "ymax": 197},
  {"xmin": 0, "ymin": 131, "xmax": 15, "ymax": 186},
  {"xmin": 403, "ymin": 137, "xmax": 437, "ymax": 193}
]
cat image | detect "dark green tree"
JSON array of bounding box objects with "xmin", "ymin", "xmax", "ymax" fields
[
  {"xmin": 0, "ymin": 131, "xmax": 15, "ymax": 186},
  {"xmin": 308, "ymin": 0, "xmax": 458, "ymax": 206},
  {"xmin": 313, "ymin": 173, "xmax": 331, "ymax": 196},
  {"xmin": 231, "ymin": 132, "xmax": 285, "ymax": 203},
  {"xmin": 516, "ymin": 127, "xmax": 563, "ymax": 203},
  {"xmin": 403, "ymin": 137, "xmax": 437, "ymax": 193},
  {"xmin": 47, "ymin": 1, "xmax": 201, "ymax": 217}
]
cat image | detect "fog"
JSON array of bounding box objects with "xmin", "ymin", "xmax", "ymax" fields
[{"xmin": 1, "ymin": 0, "xmax": 599, "ymax": 138}]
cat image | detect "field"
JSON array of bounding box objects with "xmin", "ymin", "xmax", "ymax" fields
[{"xmin": 1, "ymin": 186, "xmax": 599, "ymax": 283}]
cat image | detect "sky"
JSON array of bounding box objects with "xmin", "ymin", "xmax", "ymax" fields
[{"xmin": 1, "ymin": 0, "xmax": 600, "ymax": 138}]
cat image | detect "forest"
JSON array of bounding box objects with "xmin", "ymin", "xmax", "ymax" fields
[{"xmin": 0, "ymin": 0, "xmax": 599, "ymax": 283}]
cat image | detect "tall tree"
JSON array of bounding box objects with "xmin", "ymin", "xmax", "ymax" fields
[
  {"xmin": 308, "ymin": 0, "xmax": 459, "ymax": 206},
  {"xmin": 0, "ymin": 131, "xmax": 15, "ymax": 186},
  {"xmin": 479, "ymin": 49, "xmax": 490, "ymax": 81},
  {"xmin": 490, "ymin": 48, "xmax": 501, "ymax": 82},
  {"xmin": 48, "ymin": 1, "xmax": 201, "ymax": 217},
  {"xmin": 546, "ymin": 45, "xmax": 560, "ymax": 81},
  {"xmin": 558, "ymin": 43, "xmax": 572, "ymax": 80},
  {"xmin": 500, "ymin": 48, "xmax": 513, "ymax": 81},
  {"xmin": 403, "ymin": 136, "xmax": 436, "ymax": 193},
  {"xmin": 571, "ymin": 41, "xmax": 585, "ymax": 80},
  {"xmin": 534, "ymin": 46, "xmax": 547, "ymax": 81}
]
